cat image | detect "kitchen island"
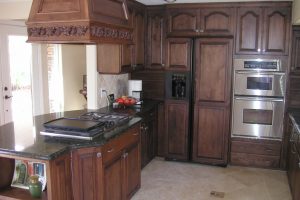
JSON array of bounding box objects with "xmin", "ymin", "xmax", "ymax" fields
[{"xmin": 0, "ymin": 105, "xmax": 148, "ymax": 200}]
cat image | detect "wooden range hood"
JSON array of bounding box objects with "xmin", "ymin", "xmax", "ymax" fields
[{"xmin": 26, "ymin": 0, "xmax": 133, "ymax": 44}]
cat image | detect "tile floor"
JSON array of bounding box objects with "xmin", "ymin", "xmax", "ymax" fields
[{"xmin": 132, "ymin": 157, "xmax": 292, "ymax": 200}]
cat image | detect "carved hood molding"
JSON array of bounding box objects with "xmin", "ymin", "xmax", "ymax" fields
[{"xmin": 26, "ymin": 0, "xmax": 133, "ymax": 44}]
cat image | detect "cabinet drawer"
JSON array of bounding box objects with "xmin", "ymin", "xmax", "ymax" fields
[
  {"xmin": 103, "ymin": 125, "xmax": 140, "ymax": 163},
  {"xmin": 231, "ymin": 152, "xmax": 280, "ymax": 168},
  {"xmin": 231, "ymin": 140, "xmax": 281, "ymax": 156}
]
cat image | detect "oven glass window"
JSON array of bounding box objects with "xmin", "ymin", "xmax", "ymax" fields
[
  {"xmin": 247, "ymin": 77, "xmax": 272, "ymax": 90},
  {"xmin": 243, "ymin": 109, "xmax": 273, "ymax": 125}
]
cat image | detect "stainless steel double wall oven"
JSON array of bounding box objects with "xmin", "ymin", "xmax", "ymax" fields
[{"xmin": 232, "ymin": 59, "xmax": 286, "ymax": 139}]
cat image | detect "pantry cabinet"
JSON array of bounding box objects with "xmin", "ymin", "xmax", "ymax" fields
[{"xmin": 236, "ymin": 5, "xmax": 291, "ymax": 55}]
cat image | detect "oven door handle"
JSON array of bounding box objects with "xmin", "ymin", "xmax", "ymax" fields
[
  {"xmin": 235, "ymin": 71, "xmax": 285, "ymax": 75},
  {"xmin": 234, "ymin": 96, "xmax": 284, "ymax": 102}
]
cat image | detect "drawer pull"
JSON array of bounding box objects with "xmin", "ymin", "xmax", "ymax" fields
[
  {"xmin": 133, "ymin": 132, "xmax": 139, "ymax": 136},
  {"xmin": 265, "ymin": 148, "xmax": 273, "ymax": 152},
  {"xmin": 123, "ymin": 152, "xmax": 128, "ymax": 158},
  {"xmin": 107, "ymin": 148, "xmax": 114, "ymax": 153},
  {"xmin": 96, "ymin": 152, "xmax": 102, "ymax": 158}
]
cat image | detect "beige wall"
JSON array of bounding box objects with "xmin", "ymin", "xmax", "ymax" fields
[
  {"xmin": 0, "ymin": 1, "xmax": 31, "ymax": 20},
  {"xmin": 61, "ymin": 45, "xmax": 87, "ymax": 111},
  {"xmin": 293, "ymin": 0, "xmax": 300, "ymax": 24}
]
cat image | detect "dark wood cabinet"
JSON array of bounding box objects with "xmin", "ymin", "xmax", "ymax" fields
[
  {"xmin": 146, "ymin": 8, "xmax": 166, "ymax": 69},
  {"xmin": 72, "ymin": 147, "xmax": 103, "ymax": 200},
  {"xmin": 192, "ymin": 106, "xmax": 229, "ymax": 165},
  {"xmin": 138, "ymin": 108, "xmax": 157, "ymax": 168},
  {"xmin": 165, "ymin": 100, "xmax": 189, "ymax": 161},
  {"xmin": 291, "ymin": 26, "xmax": 300, "ymax": 74},
  {"xmin": 236, "ymin": 7, "xmax": 263, "ymax": 54},
  {"xmin": 236, "ymin": 5, "xmax": 291, "ymax": 55},
  {"xmin": 72, "ymin": 125, "xmax": 141, "ymax": 200},
  {"xmin": 192, "ymin": 38, "xmax": 232, "ymax": 165},
  {"xmin": 262, "ymin": 7, "xmax": 291, "ymax": 55},
  {"xmin": 167, "ymin": 7, "xmax": 234, "ymax": 37},
  {"xmin": 157, "ymin": 102, "xmax": 166, "ymax": 157},
  {"xmin": 167, "ymin": 9, "xmax": 198, "ymax": 36},
  {"xmin": 166, "ymin": 38, "xmax": 192, "ymax": 71},
  {"xmin": 287, "ymin": 118, "xmax": 300, "ymax": 200}
]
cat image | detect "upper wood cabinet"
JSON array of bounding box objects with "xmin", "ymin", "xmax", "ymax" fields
[
  {"xmin": 167, "ymin": 7, "xmax": 235, "ymax": 37},
  {"xmin": 236, "ymin": 5, "xmax": 291, "ymax": 55},
  {"xmin": 166, "ymin": 38, "xmax": 192, "ymax": 71},
  {"xmin": 236, "ymin": 7, "xmax": 263, "ymax": 54},
  {"xmin": 291, "ymin": 26, "xmax": 300, "ymax": 74},
  {"xmin": 146, "ymin": 8, "xmax": 166, "ymax": 69}
]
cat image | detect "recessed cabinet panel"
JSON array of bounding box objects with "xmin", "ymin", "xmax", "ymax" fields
[
  {"xmin": 201, "ymin": 8, "xmax": 234, "ymax": 34},
  {"xmin": 168, "ymin": 9, "xmax": 198, "ymax": 34},
  {"xmin": 236, "ymin": 8, "xmax": 262, "ymax": 54},
  {"xmin": 165, "ymin": 100, "xmax": 189, "ymax": 161},
  {"xmin": 134, "ymin": 11, "xmax": 145, "ymax": 66},
  {"xmin": 263, "ymin": 7, "xmax": 290, "ymax": 55},
  {"xmin": 147, "ymin": 10, "xmax": 165, "ymax": 69},
  {"xmin": 166, "ymin": 38, "xmax": 191, "ymax": 71},
  {"xmin": 192, "ymin": 106, "xmax": 229, "ymax": 164},
  {"xmin": 195, "ymin": 38, "xmax": 232, "ymax": 103},
  {"xmin": 291, "ymin": 26, "xmax": 300, "ymax": 73}
]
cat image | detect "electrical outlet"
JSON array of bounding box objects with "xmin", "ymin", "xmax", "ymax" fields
[{"xmin": 100, "ymin": 88, "xmax": 107, "ymax": 98}]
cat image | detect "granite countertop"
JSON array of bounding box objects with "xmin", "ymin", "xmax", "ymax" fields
[
  {"xmin": 0, "ymin": 100, "xmax": 160, "ymax": 161},
  {"xmin": 288, "ymin": 108, "xmax": 300, "ymax": 134}
]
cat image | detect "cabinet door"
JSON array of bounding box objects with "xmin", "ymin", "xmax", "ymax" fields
[
  {"xmin": 167, "ymin": 9, "xmax": 198, "ymax": 36},
  {"xmin": 165, "ymin": 100, "xmax": 189, "ymax": 161},
  {"xmin": 236, "ymin": 7, "xmax": 263, "ymax": 54},
  {"xmin": 97, "ymin": 44, "xmax": 122, "ymax": 74},
  {"xmin": 291, "ymin": 26, "xmax": 300, "ymax": 73},
  {"xmin": 103, "ymin": 152, "xmax": 125, "ymax": 200},
  {"xmin": 192, "ymin": 106, "xmax": 229, "ymax": 165},
  {"xmin": 146, "ymin": 10, "xmax": 165, "ymax": 69},
  {"xmin": 166, "ymin": 38, "xmax": 192, "ymax": 71},
  {"xmin": 72, "ymin": 147, "xmax": 103, "ymax": 200},
  {"xmin": 294, "ymin": 159, "xmax": 300, "ymax": 200},
  {"xmin": 157, "ymin": 102, "xmax": 166, "ymax": 157},
  {"xmin": 194, "ymin": 38, "xmax": 232, "ymax": 104},
  {"xmin": 133, "ymin": 10, "xmax": 145, "ymax": 67},
  {"xmin": 125, "ymin": 142, "xmax": 141, "ymax": 199},
  {"xmin": 200, "ymin": 8, "xmax": 234, "ymax": 35},
  {"xmin": 262, "ymin": 7, "xmax": 291, "ymax": 55},
  {"xmin": 141, "ymin": 121, "xmax": 149, "ymax": 168}
]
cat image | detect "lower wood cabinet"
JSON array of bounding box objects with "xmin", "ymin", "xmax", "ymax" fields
[
  {"xmin": 72, "ymin": 124, "xmax": 141, "ymax": 200},
  {"xmin": 139, "ymin": 107, "xmax": 157, "ymax": 168},
  {"xmin": 192, "ymin": 105, "xmax": 229, "ymax": 165},
  {"xmin": 287, "ymin": 118, "xmax": 300, "ymax": 200},
  {"xmin": 231, "ymin": 137, "xmax": 281, "ymax": 168},
  {"xmin": 165, "ymin": 100, "xmax": 189, "ymax": 161}
]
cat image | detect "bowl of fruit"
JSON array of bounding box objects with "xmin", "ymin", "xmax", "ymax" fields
[{"xmin": 115, "ymin": 96, "xmax": 137, "ymax": 107}]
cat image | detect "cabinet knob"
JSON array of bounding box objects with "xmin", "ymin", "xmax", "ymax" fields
[
  {"xmin": 133, "ymin": 132, "xmax": 139, "ymax": 136},
  {"xmin": 107, "ymin": 148, "xmax": 114, "ymax": 153},
  {"xmin": 96, "ymin": 152, "xmax": 102, "ymax": 158},
  {"xmin": 123, "ymin": 152, "xmax": 128, "ymax": 158},
  {"xmin": 199, "ymin": 29, "xmax": 204, "ymax": 33},
  {"xmin": 195, "ymin": 29, "xmax": 199, "ymax": 33}
]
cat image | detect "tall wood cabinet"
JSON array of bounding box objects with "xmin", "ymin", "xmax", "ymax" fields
[
  {"xmin": 192, "ymin": 38, "xmax": 232, "ymax": 165},
  {"xmin": 165, "ymin": 100, "xmax": 189, "ymax": 161},
  {"xmin": 236, "ymin": 4, "xmax": 291, "ymax": 55}
]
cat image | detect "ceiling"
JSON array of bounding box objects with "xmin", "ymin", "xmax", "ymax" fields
[{"xmin": 136, "ymin": 0, "xmax": 292, "ymax": 5}]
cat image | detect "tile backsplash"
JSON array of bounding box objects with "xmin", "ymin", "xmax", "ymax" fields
[{"xmin": 97, "ymin": 73, "xmax": 129, "ymax": 108}]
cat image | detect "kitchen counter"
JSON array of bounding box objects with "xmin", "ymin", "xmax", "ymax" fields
[
  {"xmin": 288, "ymin": 108, "xmax": 300, "ymax": 134},
  {"xmin": 0, "ymin": 100, "xmax": 159, "ymax": 161}
]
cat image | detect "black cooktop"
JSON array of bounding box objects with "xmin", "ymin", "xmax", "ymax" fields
[{"xmin": 40, "ymin": 112, "xmax": 131, "ymax": 140}]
